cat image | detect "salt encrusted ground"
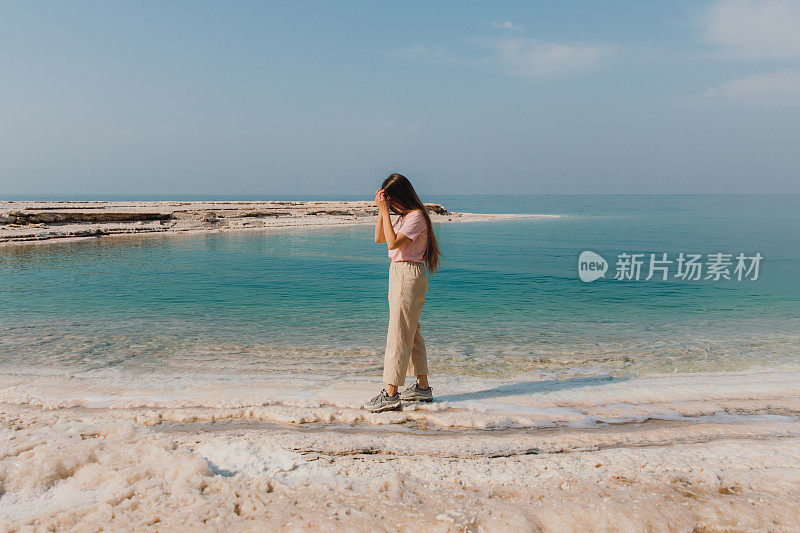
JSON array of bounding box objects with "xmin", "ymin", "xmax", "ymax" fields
[{"xmin": 1, "ymin": 370, "xmax": 798, "ymax": 531}]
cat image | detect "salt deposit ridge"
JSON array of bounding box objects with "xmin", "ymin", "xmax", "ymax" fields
[
  {"xmin": 1, "ymin": 368, "xmax": 799, "ymax": 530},
  {"xmin": 0, "ymin": 200, "xmax": 553, "ymax": 245}
]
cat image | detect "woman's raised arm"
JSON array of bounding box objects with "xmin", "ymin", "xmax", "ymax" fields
[
  {"xmin": 378, "ymin": 199, "xmax": 409, "ymax": 251},
  {"xmin": 374, "ymin": 189, "xmax": 386, "ymax": 243}
]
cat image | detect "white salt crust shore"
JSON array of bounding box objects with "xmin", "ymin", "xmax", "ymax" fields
[
  {"xmin": 0, "ymin": 201, "xmax": 557, "ymax": 245},
  {"xmin": 1, "ymin": 369, "xmax": 799, "ymax": 531}
]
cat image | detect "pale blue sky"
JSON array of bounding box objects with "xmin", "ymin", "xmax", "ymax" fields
[{"xmin": 1, "ymin": 1, "xmax": 799, "ymax": 195}]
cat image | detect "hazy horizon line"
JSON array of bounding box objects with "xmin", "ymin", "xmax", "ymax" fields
[{"xmin": 3, "ymin": 192, "xmax": 799, "ymax": 199}]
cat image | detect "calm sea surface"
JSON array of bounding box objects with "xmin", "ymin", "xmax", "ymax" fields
[{"xmin": 1, "ymin": 195, "xmax": 798, "ymax": 379}]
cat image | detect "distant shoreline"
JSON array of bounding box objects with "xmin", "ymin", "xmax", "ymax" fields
[{"xmin": 0, "ymin": 200, "xmax": 560, "ymax": 246}]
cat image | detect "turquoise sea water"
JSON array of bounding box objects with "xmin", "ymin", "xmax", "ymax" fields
[{"xmin": 1, "ymin": 195, "xmax": 799, "ymax": 379}]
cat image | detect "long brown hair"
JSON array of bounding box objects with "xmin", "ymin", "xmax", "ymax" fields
[{"xmin": 381, "ymin": 173, "xmax": 441, "ymax": 273}]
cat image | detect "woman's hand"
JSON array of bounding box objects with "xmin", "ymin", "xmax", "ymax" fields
[{"xmin": 375, "ymin": 189, "xmax": 388, "ymax": 211}]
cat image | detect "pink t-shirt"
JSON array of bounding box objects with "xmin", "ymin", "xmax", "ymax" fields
[{"xmin": 389, "ymin": 209, "xmax": 428, "ymax": 264}]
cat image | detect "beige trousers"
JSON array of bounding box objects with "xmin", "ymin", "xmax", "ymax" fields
[{"xmin": 383, "ymin": 261, "xmax": 428, "ymax": 387}]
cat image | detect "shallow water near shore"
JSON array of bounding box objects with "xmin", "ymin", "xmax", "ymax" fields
[{"xmin": 1, "ymin": 194, "xmax": 799, "ymax": 381}]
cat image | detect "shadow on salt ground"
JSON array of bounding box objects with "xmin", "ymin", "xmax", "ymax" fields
[{"xmin": 436, "ymin": 375, "xmax": 630, "ymax": 403}]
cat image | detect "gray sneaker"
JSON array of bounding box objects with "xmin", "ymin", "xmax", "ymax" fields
[
  {"xmin": 399, "ymin": 383, "xmax": 433, "ymax": 403},
  {"xmin": 362, "ymin": 389, "xmax": 402, "ymax": 413}
]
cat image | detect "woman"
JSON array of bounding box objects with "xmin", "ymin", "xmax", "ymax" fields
[{"xmin": 363, "ymin": 173, "xmax": 441, "ymax": 413}]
